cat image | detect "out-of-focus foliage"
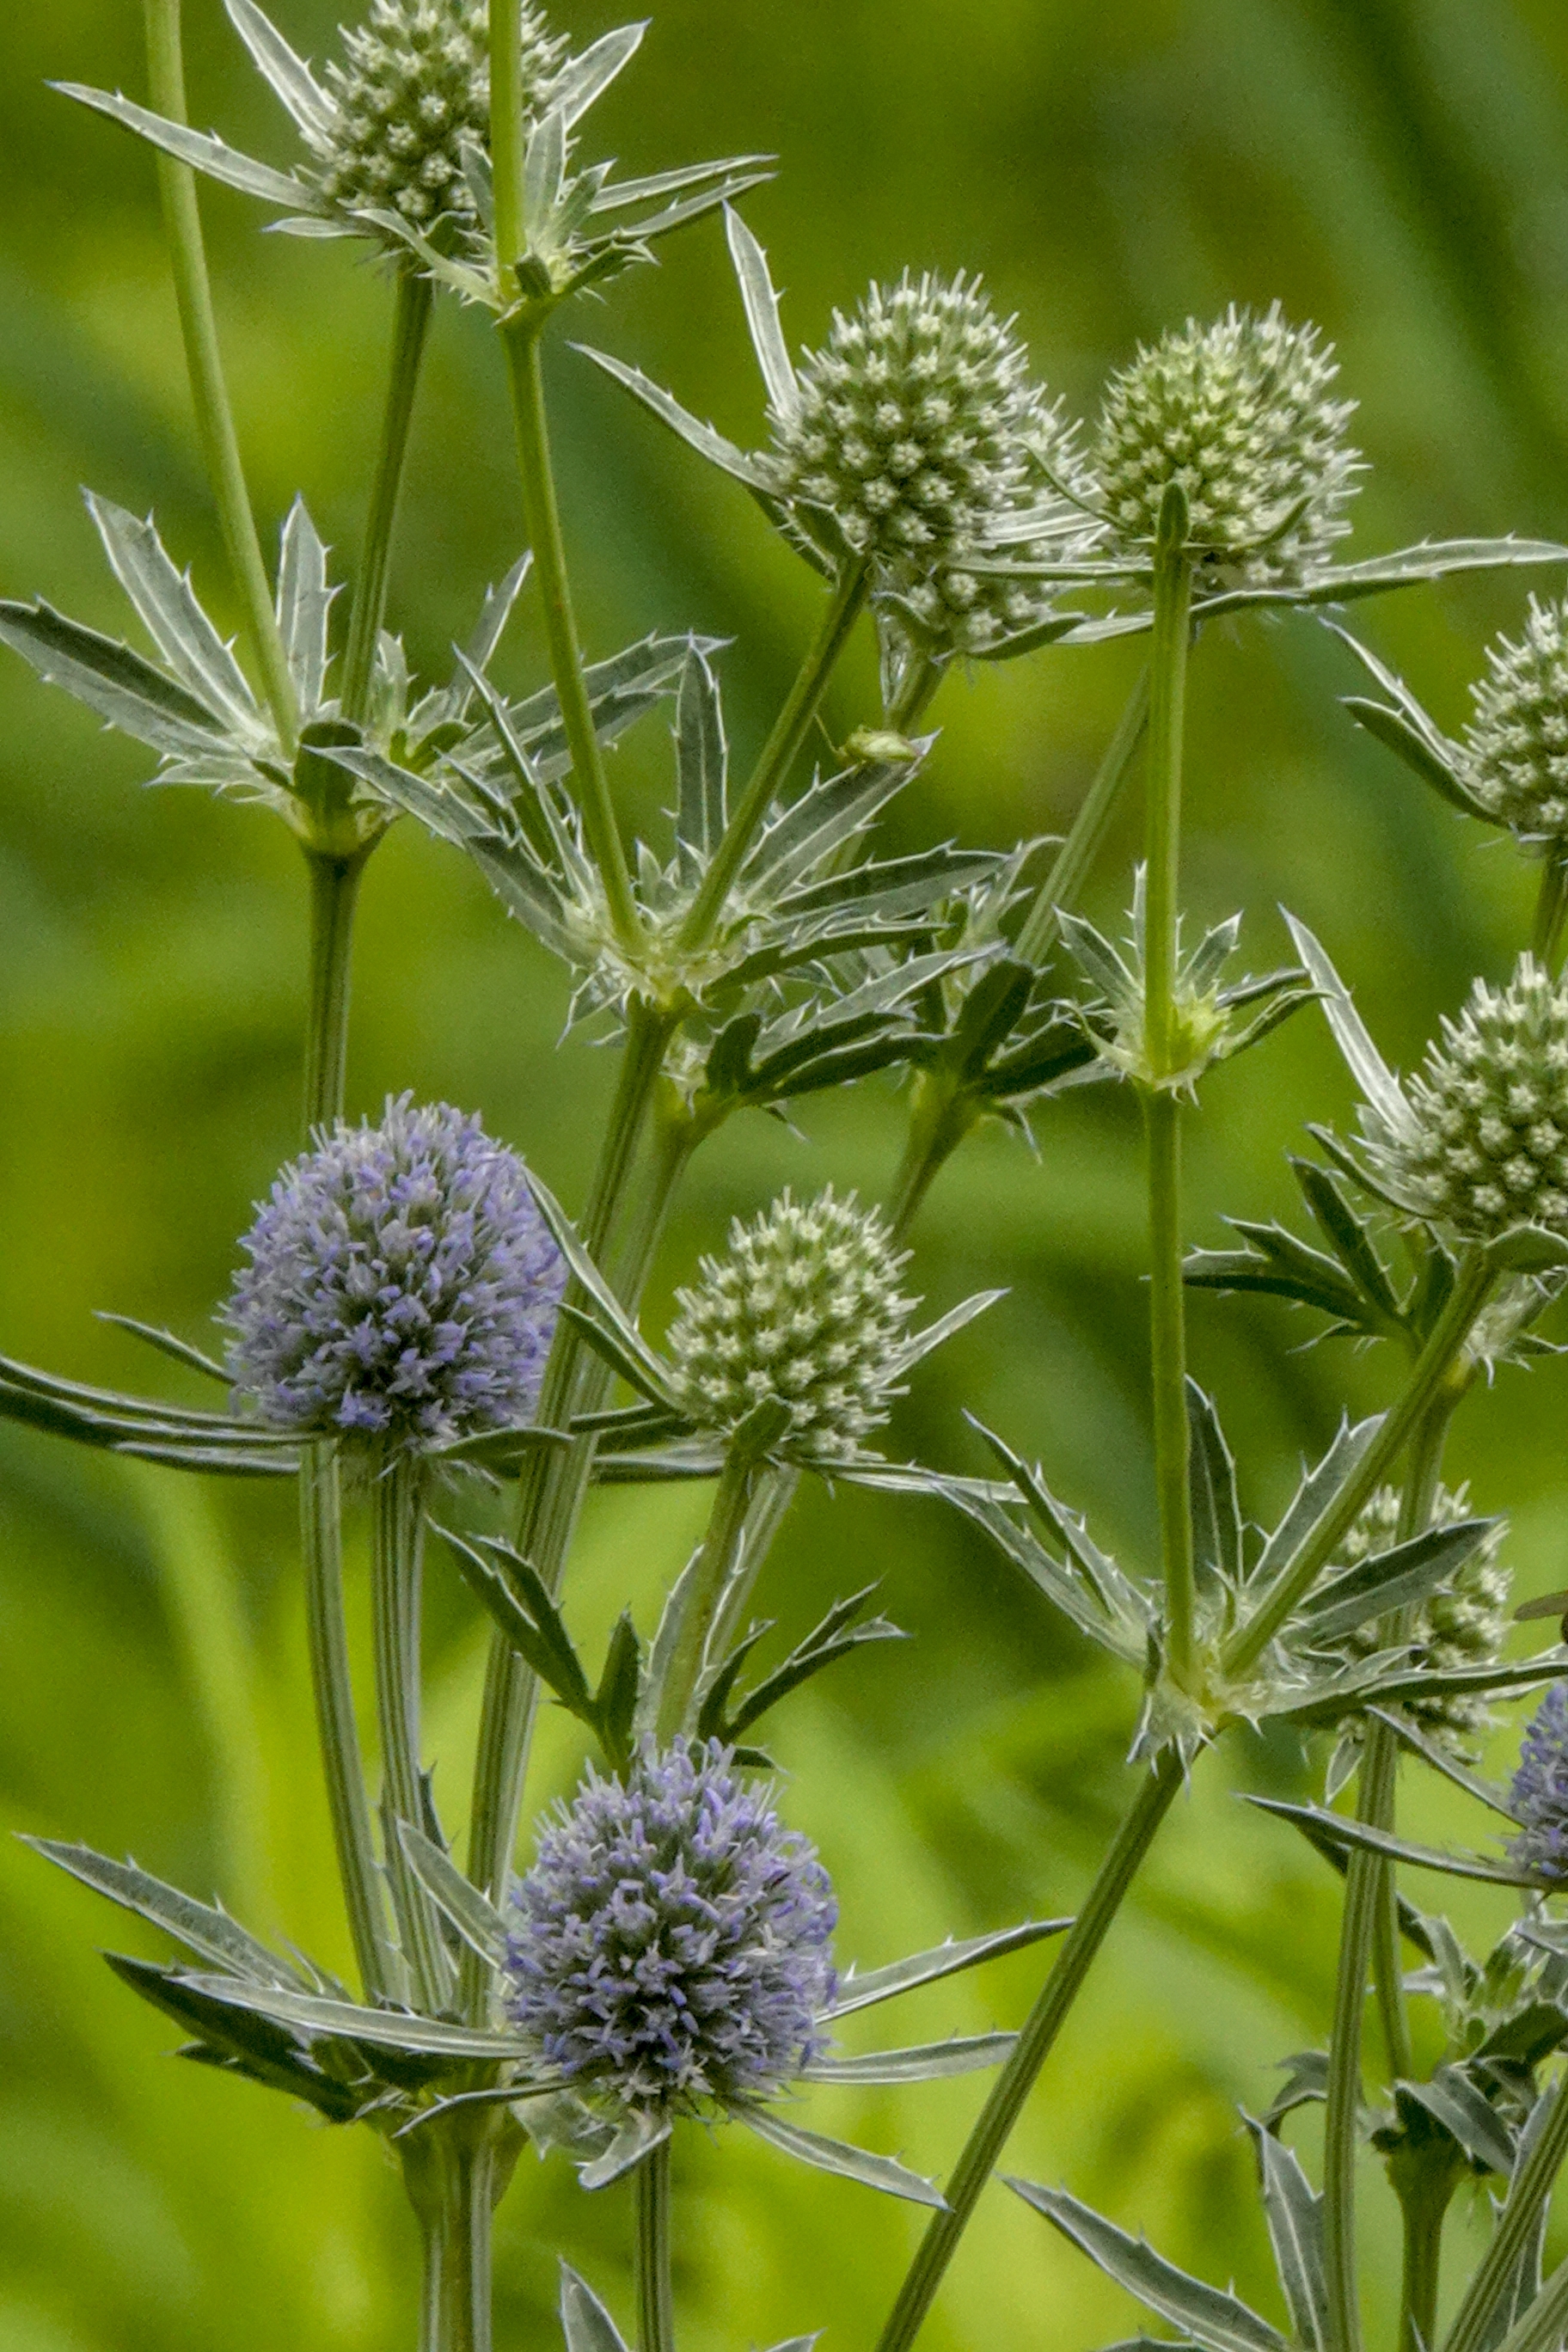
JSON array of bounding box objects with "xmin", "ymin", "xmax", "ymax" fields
[{"xmin": 6, "ymin": 2, "xmax": 1568, "ymax": 2348}]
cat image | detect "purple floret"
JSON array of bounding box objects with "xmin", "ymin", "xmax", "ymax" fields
[
  {"xmin": 1510, "ymin": 1681, "xmax": 1568, "ymax": 1882},
  {"xmin": 224, "ymin": 1093, "xmax": 565, "ymax": 1449},
  {"xmin": 505, "ymin": 1739, "xmax": 838, "ymax": 2115}
]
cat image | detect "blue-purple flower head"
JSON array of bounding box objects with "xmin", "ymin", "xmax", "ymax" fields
[
  {"xmin": 505, "ymin": 1738, "xmax": 837, "ymax": 2115},
  {"xmin": 224, "ymin": 1093, "xmax": 565, "ymax": 1451},
  {"xmin": 1510, "ymin": 1681, "xmax": 1568, "ymax": 1883}
]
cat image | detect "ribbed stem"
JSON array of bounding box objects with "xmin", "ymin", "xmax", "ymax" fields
[
  {"xmin": 1399, "ymin": 2168, "xmax": 1455, "ymax": 2352},
  {"xmin": 1483, "ymin": 2251, "xmax": 1568, "ymax": 2352},
  {"xmin": 407, "ymin": 2131, "xmax": 493, "ymax": 2352},
  {"xmin": 1014, "ymin": 667, "xmax": 1151, "ymax": 966},
  {"xmin": 635, "ymin": 2140, "xmax": 676, "ymax": 2352},
  {"xmin": 502, "ymin": 318, "xmax": 640, "ymax": 946},
  {"xmin": 1145, "ymin": 1087, "xmax": 1195, "ymax": 1679},
  {"xmin": 300, "ymin": 1445, "xmax": 389, "ymax": 1999},
  {"xmin": 1442, "ymin": 2081, "xmax": 1568, "ymax": 2352},
  {"xmin": 302, "ymin": 851, "xmax": 365, "ymax": 1133},
  {"xmin": 655, "ymin": 1448, "xmax": 762, "ymax": 1741},
  {"xmin": 371, "ymin": 1453, "xmax": 446, "ymax": 2012},
  {"xmin": 1324, "ymin": 1726, "xmax": 1399, "ymax": 2352},
  {"xmin": 873, "ymin": 1751, "xmax": 1185, "ymax": 2352},
  {"xmin": 709, "ymin": 1467, "xmax": 797, "ymax": 1663},
  {"xmin": 678, "ymin": 563, "xmax": 870, "ymax": 951},
  {"xmin": 487, "ymin": 0, "xmax": 526, "ymax": 294},
  {"xmin": 883, "ymin": 651, "xmax": 943, "ymax": 734},
  {"xmin": 341, "ymin": 266, "xmax": 434, "ymax": 727},
  {"xmin": 142, "ymin": 0, "xmax": 297, "ymax": 751}
]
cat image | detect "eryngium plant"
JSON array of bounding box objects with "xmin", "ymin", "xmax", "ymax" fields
[
  {"xmin": 1509, "ymin": 1681, "xmax": 1568, "ymax": 1882},
  {"xmin": 1462, "ymin": 595, "xmax": 1568, "ymax": 845}
]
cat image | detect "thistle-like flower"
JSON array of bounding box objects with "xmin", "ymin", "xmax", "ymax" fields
[
  {"xmin": 505, "ymin": 1738, "xmax": 836, "ymax": 2114},
  {"xmin": 1329, "ymin": 1483, "xmax": 1511, "ymax": 1761},
  {"xmin": 1461, "ymin": 597, "xmax": 1568, "ymax": 847},
  {"xmin": 1509, "ymin": 1682, "xmax": 1568, "ymax": 1883},
  {"xmin": 224, "ymin": 1093, "xmax": 564, "ymax": 1449},
  {"xmin": 1364, "ymin": 956, "xmax": 1568, "ymax": 1241},
  {"xmin": 1090, "ymin": 303, "xmax": 1359, "ymax": 587},
  {"xmin": 666, "ymin": 1190, "xmax": 917, "ymax": 1461}
]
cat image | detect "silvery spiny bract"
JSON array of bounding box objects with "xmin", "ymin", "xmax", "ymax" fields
[
  {"xmin": 505, "ymin": 1738, "xmax": 836, "ymax": 2114},
  {"xmin": 667, "ymin": 1189, "xmax": 916, "ymax": 1459},
  {"xmin": 1092, "ymin": 303, "xmax": 1359, "ymax": 586},
  {"xmin": 1509, "ymin": 1681, "xmax": 1568, "ymax": 1883},
  {"xmin": 316, "ymin": 0, "xmax": 565, "ymax": 231},
  {"xmin": 1328, "ymin": 1483, "xmax": 1511, "ymax": 1761},
  {"xmin": 225, "ymin": 1093, "xmax": 564, "ymax": 1449},
  {"xmin": 1462, "ymin": 596, "xmax": 1568, "ymax": 845},
  {"xmin": 1363, "ymin": 954, "xmax": 1568, "ymax": 1240}
]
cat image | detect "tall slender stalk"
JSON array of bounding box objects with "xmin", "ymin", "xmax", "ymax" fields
[
  {"xmin": 655, "ymin": 1447, "xmax": 763, "ymax": 1741},
  {"xmin": 406, "ymin": 2130, "xmax": 493, "ymax": 2352},
  {"xmin": 635, "ymin": 2141, "xmax": 677, "ymax": 2352},
  {"xmin": 1442, "ymin": 2081, "xmax": 1568, "ymax": 2352},
  {"xmin": 142, "ymin": 0, "xmax": 297, "ymax": 751},
  {"xmin": 873, "ymin": 1751, "xmax": 1185, "ymax": 2352},
  {"xmin": 302, "ymin": 852, "xmax": 366, "ymax": 1133},
  {"xmin": 300, "ymin": 1444, "xmax": 389, "ymax": 1998},
  {"xmin": 371, "ymin": 1452, "xmax": 447, "ymax": 2012},
  {"xmin": 341, "ymin": 266, "xmax": 435, "ymax": 728},
  {"xmin": 1145, "ymin": 1087, "xmax": 1193, "ymax": 1675},
  {"xmin": 488, "ymin": 0, "xmax": 527, "ymax": 298},
  {"xmin": 1397, "ymin": 2165, "xmax": 1458, "ymax": 2352},
  {"xmin": 1323, "ymin": 1725, "xmax": 1399, "ymax": 2352}
]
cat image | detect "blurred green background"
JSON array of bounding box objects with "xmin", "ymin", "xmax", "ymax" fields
[{"xmin": 6, "ymin": 2, "xmax": 1568, "ymax": 2348}]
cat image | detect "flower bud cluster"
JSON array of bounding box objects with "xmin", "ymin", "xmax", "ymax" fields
[
  {"xmin": 505, "ymin": 1739, "xmax": 836, "ymax": 2113},
  {"xmin": 1092, "ymin": 303, "xmax": 1358, "ymax": 585},
  {"xmin": 1382, "ymin": 956, "xmax": 1568, "ymax": 1240},
  {"xmin": 667, "ymin": 1189, "xmax": 916, "ymax": 1459},
  {"xmin": 1330, "ymin": 1483, "xmax": 1511, "ymax": 1761},
  {"xmin": 1461, "ymin": 597, "xmax": 1568, "ymax": 846},
  {"xmin": 319, "ymin": 0, "xmax": 565, "ymax": 230},
  {"xmin": 1510, "ymin": 1682, "xmax": 1568, "ymax": 1883}
]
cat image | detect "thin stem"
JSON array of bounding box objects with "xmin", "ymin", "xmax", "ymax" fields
[
  {"xmin": 1533, "ymin": 854, "xmax": 1568, "ymax": 971},
  {"xmin": 142, "ymin": 0, "xmax": 297, "ymax": 751},
  {"xmin": 300, "ymin": 1446, "xmax": 390, "ymax": 1999},
  {"xmin": 1443, "ymin": 2080, "xmax": 1568, "ymax": 2352},
  {"xmin": 1485, "ymin": 2249, "xmax": 1568, "ymax": 2352},
  {"xmin": 407, "ymin": 2132, "xmax": 493, "ymax": 2352},
  {"xmin": 655, "ymin": 1447, "xmax": 763, "ymax": 1742},
  {"xmin": 1142, "ymin": 516, "xmax": 1193, "ymax": 1075},
  {"xmin": 340, "ymin": 266, "xmax": 434, "ymax": 727},
  {"xmin": 488, "ymin": 0, "xmax": 525, "ymax": 297},
  {"xmin": 419, "ymin": 2194, "xmax": 445, "ymax": 2352},
  {"xmin": 884, "ymin": 651, "xmax": 944, "ymax": 734},
  {"xmin": 1146, "ymin": 1088, "xmax": 1195, "ymax": 1679},
  {"xmin": 885, "ymin": 1074, "xmax": 976, "ymax": 1243},
  {"xmin": 678, "ymin": 563, "xmax": 870, "ymax": 951},
  {"xmin": 371, "ymin": 1452, "xmax": 447, "ymax": 2012},
  {"xmin": 502, "ymin": 319, "xmax": 640, "ymax": 946},
  {"xmin": 1222, "ymin": 1256, "xmax": 1496, "ymax": 1677},
  {"xmin": 1014, "ymin": 666, "xmax": 1151, "ymax": 966},
  {"xmin": 709, "ymin": 1467, "xmax": 798, "ymax": 1662},
  {"xmin": 873, "ymin": 1750, "xmax": 1185, "ymax": 2352},
  {"xmin": 302, "ymin": 851, "xmax": 366, "ymax": 1133},
  {"xmin": 1323, "ymin": 1725, "xmax": 1399, "ymax": 2352},
  {"xmin": 635, "ymin": 2140, "xmax": 676, "ymax": 2352},
  {"xmin": 1398, "ymin": 2167, "xmax": 1456, "ymax": 2352}
]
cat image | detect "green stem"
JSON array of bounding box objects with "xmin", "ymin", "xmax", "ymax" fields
[
  {"xmin": 1324, "ymin": 1726, "xmax": 1400, "ymax": 2352},
  {"xmin": 678, "ymin": 562, "xmax": 870, "ymax": 952},
  {"xmin": 340, "ymin": 266, "xmax": 434, "ymax": 728},
  {"xmin": 142, "ymin": 0, "xmax": 297, "ymax": 751},
  {"xmin": 884, "ymin": 1073, "xmax": 977, "ymax": 1243},
  {"xmin": 302, "ymin": 850, "xmax": 366, "ymax": 1132},
  {"xmin": 709, "ymin": 1467, "xmax": 797, "ymax": 1663},
  {"xmin": 884, "ymin": 651, "xmax": 944, "ymax": 734},
  {"xmin": 873, "ymin": 1750, "xmax": 1185, "ymax": 2352},
  {"xmin": 1486, "ymin": 2250, "xmax": 1568, "ymax": 2352},
  {"xmin": 1143, "ymin": 506, "xmax": 1193, "ymax": 1075},
  {"xmin": 300, "ymin": 1446, "xmax": 390, "ymax": 1999},
  {"xmin": 1221, "ymin": 1256, "xmax": 1496, "ymax": 1677},
  {"xmin": 407, "ymin": 2130, "xmax": 493, "ymax": 2352},
  {"xmin": 1533, "ymin": 854, "xmax": 1568, "ymax": 971},
  {"xmin": 1146, "ymin": 1088, "xmax": 1195, "ymax": 1680},
  {"xmin": 488, "ymin": 0, "xmax": 526, "ymax": 297},
  {"xmin": 1014, "ymin": 666, "xmax": 1151, "ymax": 967},
  {"xmin": 501, "ymin": 319, "xmax": 640, "ymax": 947},
  {"xmin": 655, "ymin": 1447, "xmax": 763, "ymax": 1742},
  {"xmin": 371, "ymin": 1452, "xmax": 447, "ymax": 2012},
  {"xmin": 1398, "ymin": 2168, "xmax": 1455, "ymax": 2352},
  {"xmin": 635, "ymin": 2140, "xmax": 676, "ymax": 2352},
  {"xmin": 1442, "ymin": 2079, "xmax": 1568, "ymax": 2352}
]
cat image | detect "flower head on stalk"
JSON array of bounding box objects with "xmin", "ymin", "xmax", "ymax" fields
[
  {"xmin": 1461, "ymin": 597, "xmax": 1568, "ymax": 849},
  {"xmin": 580, "ymin": 212, "xmax": 1097, "ymax": 678},
  {"xmin": 224, "ymin": 1093, "xmax": 565, "ymax": 1452},
  {"xmin": 59, "ymin": 3, "xmax": 769, "ymax": 303},
  {"xmin": 1509, "ymin": 1683, "xmax": 1568, "ymax": 1883}
]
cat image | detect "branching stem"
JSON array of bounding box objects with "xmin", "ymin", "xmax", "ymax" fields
[{"xmin": 341, "ymin": 266, "xmax": 434, "ymax": 727}]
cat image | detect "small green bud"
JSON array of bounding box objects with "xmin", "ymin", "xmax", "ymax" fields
[
  {"xmin": 667, "ymin": 1189, "xmax": 916, "ymax": 1461},
  {"xmin": 1462, "ymin": 597, "xmax": 1568, "ymax": 846}
]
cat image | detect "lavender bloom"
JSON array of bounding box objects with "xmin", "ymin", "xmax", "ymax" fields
[
  {"xmin": 505, "ymin": 1739, "xmax": 837, "ymax": 2114},
  {"xmin": 224, "ymin": 1093, "xmax": 565, "ymax": 1449},
  {"xmin": 1510, "ymin": 1683, "xmax": 1568, "ymax": 1883}
]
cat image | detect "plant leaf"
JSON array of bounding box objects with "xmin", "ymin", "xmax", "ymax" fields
[
  {"xmin": 55, "ymin": 83, "xmax": 309, "ymax": 208},
  {"xmin": 824, "ymin": 1916, "xmax": 1072, "ymax": 2018},
  {"xmin": 1187, "ymin": 1381, "xmax": 1242, "ymax": 1590},
  {"xmin": 674, "ymin": 643, "xmax": 727, "ymax": 856},
  {"xmin": 549, "ymin": 23, "xmax": 645, "ymax": 126},
  {"xmin": 725, "ymin": 205, "xmax": 798, "ymax": 418},
  {"xmin": 1282, "ymin": 913, "xmax": 1414, "ymax": 1142},
  {"xmin": 559, "ymin": 2265, "xmax": 631, "ymax": 2352},
  {"xmin": 574, "ymin": 346, "xmax": 775, "ymax": 489},
  {"xmin": 735, "ymin": 2106, "xmax": 946, "ymax": 2207},
  {"xmin": 85, "ymin": 493, "xmax": 259, "ymax": 732},
  {"xmin": 1400, "ymin": 2066, "xmax": 1517, "ymax": 2176},
  {"xmin": 103, "ymin": 1954, "xmax": 366, "ymax": 2119},
  {"xmin": 1248, "ymin": 1798, "xmax": 1536, "ymax": 1887},
  {"xmin": 0, "ymin": 597, "xmax": 229, "ymax": 753},
  {"xmin": 395, "ymin": 1823, "xmax": 508, "ymax": 1969},
  {"xmin": 1010, "ymin": 2181, "xmax": 1289, "ymax": 2352},
  {"xmin": 1244, "ymin": 2117, "xmax": 1328, "ymax": 2352},
  {"xmin": 1292, "ymin": 1516, "xmax": 1498, "ymax": 1644},
  {"xmin": 175, "ymin": 1972, "xmax": 536, "ymax": 2057},
  {"xmin": 799, "ymin": 2032, "xmax": 1015, "ymax": 2084},
  {"xmin": 26, "ymin": 1839, "xmax": 303, "ymax": 1985}
]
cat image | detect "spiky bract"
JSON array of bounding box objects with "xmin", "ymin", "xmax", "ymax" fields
[
  {"xmin": 667, "ymin": 1188, "xmax": 916, "ymax": 1460},
  {"xmin": 505, "ymin": 1739, "xmax": 836, "ymax": 2114},
  {"xmin": 1093, "ymin": 303, "xmax": 1358, "ymax": 586},
  {"xmin": 224, "ymin": 1093, "xmax": 564, "ymax": 1449},
  {"xmin": 1373, "ymin": 956, "xmax": 1568, "ymax": 1240},
  {"xmin": 318, "ymin": 0, "xmax": 565, "ymax": 230},
  {"xmin": 1462, "ymin": 597, "xmax": 1568, "ymax": 845},
  {"xmin": 1329, "ymin": 1484, "xmax": 1511, "ymax": 1761},
  {"xmin": 1510, "ymin": 1683, "xmax": 1568, "ymax": 1883}
]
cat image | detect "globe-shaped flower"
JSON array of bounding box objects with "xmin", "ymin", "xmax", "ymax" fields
[
  {"xmin": 316, "ymin": 0, "xmax": 566, "ymax": 232},
  {"xmin": 1328, "ymin": 1483, "xmax": 1511, "ymax": 1761},
  {"xmin": 1509, "ymin": 1682, "xmax": 1568, "ymax": 1883},
  {"xmin": 666, "ymin": 1189, "xmax": 917, "ymax": 1460},
  {"xmin": 1461, "ymin": 597, "xmax": 1568, "ymax": 847},
  {"xmin": 224, "ymin": 1093, "xmax": 565, "ymax": 1449},
  {"xmin": 1368, "ymin": 956, "xmax": 1568, "ymax": 1240},
  {"xmin": 505, "ymin": 1739, "xmax": 837, "ymax": 2114},
  {"xmin": 1091, "ymin": 303, "xmax": 1359, "ymax": 588}
]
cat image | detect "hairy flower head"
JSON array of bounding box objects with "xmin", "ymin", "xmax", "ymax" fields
[
  {"xmin": 1329, "ymin": 1483, "xmax": 1511, "ymax": 1761},
  {"xmin": 1461, "ymin": 597, "xmax": 1568, "ymax": 847},
  {"xmin": 667, "ymin": 1188, "xmax": 917, "ymax": 1460},
  {"xmin": 316, "ymin": 0, "xmax": 565, "ymax": 232},
  {"xmin": 1092, "ymin": 303, "xmax": 1358, "ymax": 586},
  {"xmin": 1371, "ymin": 956, "xmax": 1568, "ymax": 1240},
  {"xmin": 224, "ymin": 1093, "xmax": 564, "ymax": 1449},
  {"xmin": 1510, "ymin": 1683, "xmax": 1568, "ymax": 1883},
  {"xmin": 505, "ymin": 1739, "xmax": 836, "ymax": 2113}
]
